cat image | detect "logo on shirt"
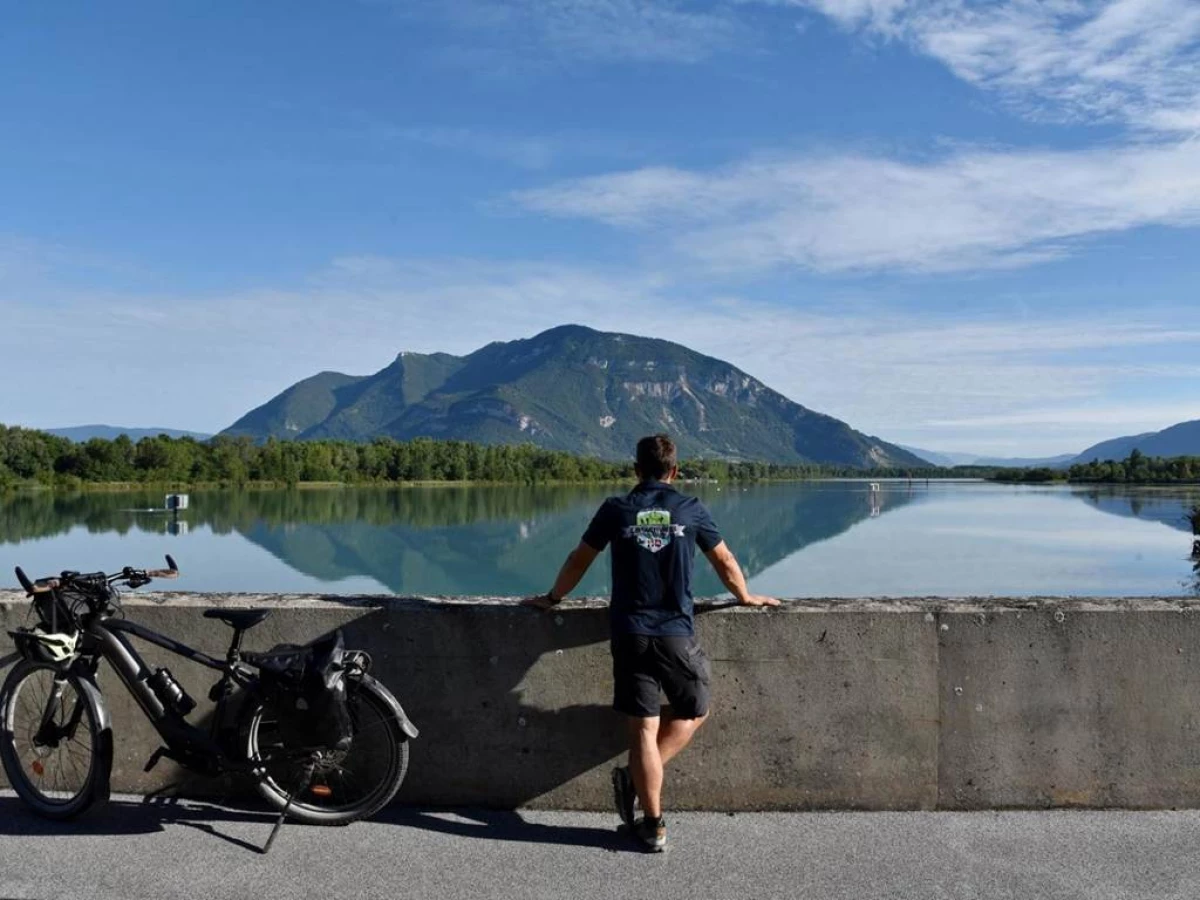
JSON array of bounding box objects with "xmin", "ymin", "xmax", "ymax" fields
[{"xmin": 623, "ymin": 509, "xmax": 686, "ymax": 554}]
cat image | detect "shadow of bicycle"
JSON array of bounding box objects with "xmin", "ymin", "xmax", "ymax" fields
[
  {"xmin": 0, "ymin": 793, "xmax": 276, "ymax": 853},
  {"xmin": 0, "ymin": 794, "xmax": 638, "ymax": 855}
]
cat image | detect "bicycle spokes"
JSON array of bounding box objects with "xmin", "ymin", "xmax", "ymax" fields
[{"xmin": 14, "ymin": 669, "xmax": 95, "ymax": 801}]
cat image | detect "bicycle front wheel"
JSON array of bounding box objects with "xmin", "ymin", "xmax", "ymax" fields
[
  {"xmin": 0, "ymin": 660, "xmax": 112, "ymax": 819},
  {"xmin": 243, "ymin": 673, "xmax": 409, "ymax": 825}
]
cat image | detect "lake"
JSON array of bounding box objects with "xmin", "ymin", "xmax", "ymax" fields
[{"xmin": 1, "ymin": 482, "xmax": 1197, "ymax": 598}]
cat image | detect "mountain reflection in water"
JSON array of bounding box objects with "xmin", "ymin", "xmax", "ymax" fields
[
  {"xmin": 2, "ymin": 483, "xmax": 1196, "ymax": 597},
  {"xmin": 0, "ymin": 483, "xmax": 914, "ymax": 596}
]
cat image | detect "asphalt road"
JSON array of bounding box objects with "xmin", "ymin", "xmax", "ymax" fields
[{"xmin": 2, "ymin": 793, "xmax": 1198, "ymax": 900}]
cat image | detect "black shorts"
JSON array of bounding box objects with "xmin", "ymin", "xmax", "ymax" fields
[{"xmin": 611, "ymin": 633, "xmax": 711, "ymax": 719}]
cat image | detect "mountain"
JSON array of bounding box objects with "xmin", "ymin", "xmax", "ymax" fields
[
  {"xmin": 47, "ymin": 425, "xmax": 211, "ymax": 443},
  {"xmin": 899, "ymin": 445, "xmax": 978, "ymax": 467},
  {"xmin": 1072, "ymin": 419, "xmax": 1200, "ymax": 464},
  {"xmin": 900, "ymin": 445, "xmax": 1077, "ymax": 468},
  {"xmin": 223, "ymin": 325, "xmax": 925, "ymax": 468},
  {"xmin": 974, "ymin": 453, "xmax": 1078, "ymax": 468}
]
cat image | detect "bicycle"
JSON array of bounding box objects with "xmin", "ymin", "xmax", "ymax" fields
[{"xmin": 1, "ymin": 556, "xmax": 418, "ymax": 851}]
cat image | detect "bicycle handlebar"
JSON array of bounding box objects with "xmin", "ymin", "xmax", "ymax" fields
[
  {"xmin": 146, "ymin": 554, "xmax": 179, "ymax": 580},
  {"xmin": 13, "ymin": 555, "xmax": 180, "ymax": 596}
]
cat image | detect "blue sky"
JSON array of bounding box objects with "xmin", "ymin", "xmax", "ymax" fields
[{"xmin": 2, "ymin": 0, "xmax": 1198, "ymax": 456}]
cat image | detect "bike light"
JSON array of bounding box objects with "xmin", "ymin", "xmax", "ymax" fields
[
  {"xmin": 310, "ymin": 785, "xmax": 332, "ymax": 798},
  {"xmin": 31, "ymin": 761, "xmax": 44, "ymax": 776}
]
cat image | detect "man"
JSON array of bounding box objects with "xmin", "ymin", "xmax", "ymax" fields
[{"xmin": 524, "ymin": 434, "xmax": 778, "ymax": 852}]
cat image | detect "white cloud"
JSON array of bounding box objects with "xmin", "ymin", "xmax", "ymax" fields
[
  {"xmin": 4, "ymin": 244, "xmax": 1198, "ymax": 456},
  {"xmin": 793, "ymin": 0, "xmax": 1200, "ymax": 133},
  {"xmin": 477, "ymin": 2, "xmax": 1200, "ymax": 276},
  {"xmin": 515, "ymin": 139, "xmax": 1200, "ymax": 273}
]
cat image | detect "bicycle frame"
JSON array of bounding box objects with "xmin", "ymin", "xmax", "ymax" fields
[{"xmin": 77, "ymin": 613, "xmax": 254, "ymax": 774}]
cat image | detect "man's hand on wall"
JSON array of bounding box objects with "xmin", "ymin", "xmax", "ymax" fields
[
  {"xmin": 521, "ymin": 592, "xmax": 560, "ymax": 610},
  {"xmin": 739, "ymin": 594, "xmax": 781, "ymax": 607}
]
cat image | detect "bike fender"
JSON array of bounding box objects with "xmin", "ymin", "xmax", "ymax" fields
[
  {"xmin": 70, "ymin": 670, "xmax": 113, "ymax": 734},
  {"xmin": 363, "ymin": 676, "xmax": 419, "ymax": 740}
]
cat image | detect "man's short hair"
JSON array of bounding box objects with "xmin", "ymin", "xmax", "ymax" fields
[{"xmin": 636, "ymin": 434, "xmax": 677, "ymax": 481}]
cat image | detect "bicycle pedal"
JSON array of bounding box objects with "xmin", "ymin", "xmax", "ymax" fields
[
  {"xmin": 143, "ymin": 746, "xmax": 170, "ymax": 772},
  {"xmin": 208, "ymin": 681, "xmax": 231, "ymax": 702}
]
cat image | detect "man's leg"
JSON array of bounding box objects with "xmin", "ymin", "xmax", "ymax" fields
[
  {"xmin": 627, "ymin": 715, "xmax": 664, "ymax": 818},
  {"xmin": 657, "ymin": 710, "xmax": 708, "ymax": 765},
  {"xmin": 624, "ymin": 710, "xmax": 708, "ymax": 819}
]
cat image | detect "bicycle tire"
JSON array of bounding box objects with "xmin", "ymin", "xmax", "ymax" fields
[
  {"xmin": 0, "ymin": 660, "xmax": 113, "ymax": 820},
  {"xmin": 242, "ymin": 673, "xmax": 409, "ymax": 825}
]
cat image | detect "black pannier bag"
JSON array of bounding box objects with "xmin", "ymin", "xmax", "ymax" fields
[{"xmin": 257, "ymin": 630, "xmax": 354, "ymax": 752}]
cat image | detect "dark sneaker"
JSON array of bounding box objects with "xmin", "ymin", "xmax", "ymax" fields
[
  {"xmin": 631, "ymin": 816, "xmax": 667, "ymax": 853},
  {"xmin": 611, "ymin": 766, "xmax": 636, "ymax": 827}
]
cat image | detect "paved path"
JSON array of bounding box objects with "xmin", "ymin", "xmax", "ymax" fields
[{"xmin": 2, "ymin": 793, "xmax": 1198, "ymax": 900}]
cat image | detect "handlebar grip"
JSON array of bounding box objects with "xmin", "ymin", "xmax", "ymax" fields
[
  {"xmin": 15, "ymin": 568, "xmax": 57, "ymax": 594},
  {"xmin": 146, "ymin": 569, "xmax": 179, "ymax": 579}
]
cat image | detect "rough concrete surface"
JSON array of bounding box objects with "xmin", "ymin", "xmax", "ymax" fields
[
  {"xmin": 3, "ymin": 594, "xmax": 1200, "ymax": 811},
  {"xmin": 1, "ymin": 793, "xmax": 1198, "ymax": 900},
  {"xmin": 938, "ymin": 606, "xmax": 1200, "ymax": 809}
]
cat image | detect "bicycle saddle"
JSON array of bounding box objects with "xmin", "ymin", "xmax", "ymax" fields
[{"xmin": 203, "ymin": 608, "xmax": 271, "ymax": 631}]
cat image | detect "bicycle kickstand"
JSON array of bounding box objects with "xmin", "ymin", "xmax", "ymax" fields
[{"xmin": 261, "ymin": 754, "xmax": 318, "ymax": 855}]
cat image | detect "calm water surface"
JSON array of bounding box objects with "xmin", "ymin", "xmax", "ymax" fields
[{"xmin": 1, "ymin": 482, "xmax": 1197, "ymax": 597}]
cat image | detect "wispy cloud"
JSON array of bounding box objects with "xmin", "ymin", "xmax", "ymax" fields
[
  {"xmin": 393, "ymin": 0, "xmax": 746, "ymax": 66},
  {"xmin": 515, "ymin": 139, "xmax": 1200, "ymax": 273},
  {"xmin": 367, "ymin": 123, "xmax": 652, "ymax": 170},
  {"xmin": 792, "ymin": 0, "xmax": 1200, "ymax": 133},
  {"xmin": 487, "ymin": 1, "xmax": 1200, "ymax": 274},
  {"xmin": 379, "ymin": 126, "xmax": 559, "ymax": 169},
  {"xmin": 924, "ymin": 403, "xmax": 1200, "ymax": 430}
]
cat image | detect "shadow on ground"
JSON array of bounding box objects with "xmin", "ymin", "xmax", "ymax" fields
[
  {"xmin": 0, "ymin": 795, "xmax": 638, "ymax": 854},
  {"xmin": 381, "ymin": 807, "xmax": 633, "ymax": 852},
  {"xmin": 0, "ymin": 794, "xmax": 278, "ymax": 853}
]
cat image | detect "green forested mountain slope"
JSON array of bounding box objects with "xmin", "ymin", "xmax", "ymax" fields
[
  {"xmin": 223, "ymin": 371, "xmax": 365, "ymax": 440},
  {"xmin": 222, "ymin": 325, "xmax": 924, "ymax": 468}
]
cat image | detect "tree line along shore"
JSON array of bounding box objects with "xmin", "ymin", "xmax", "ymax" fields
[
  {"xmin": 991, "ymin": 449, "xmax": 1200, "ymax": 485},
  {"xmin": 1, "ymin": 425, "xmax": 1198, "ymax": 490},
  {"xmin": 1, "ymin": 425, "xmax": 968, "ymax": 488}
]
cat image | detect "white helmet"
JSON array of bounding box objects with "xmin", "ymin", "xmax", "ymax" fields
[{"xmin": 31, "ymin": 628, "xmax": 79, "ymax": 663}]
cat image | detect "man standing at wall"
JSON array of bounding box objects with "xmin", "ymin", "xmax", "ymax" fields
[{"xmin": 525, "ymin": 434, "xmax": 778, "ymax": 852}]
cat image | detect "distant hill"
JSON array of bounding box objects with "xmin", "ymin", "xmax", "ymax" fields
[
  {"xmin": 48, "ymin": 425, "xmax": 211, "ymax": 443},
  {"xmin": 898, "ymin": 445, "xmax": 968, "ymax": 467},
  {"xmin": 900, "ymin": 445, "xmax": 1077, "ymax": 468},
  {"xmin": 971, "ymin": 453, "xmax": 1078, "ymax": 468},
  {"xmin": 1072, "ymin": 419, "xmax": 1200, "ymax": 464},
  {"xmin": 224, "ymin": 325, "xmax": 926, "ymax": 469}
]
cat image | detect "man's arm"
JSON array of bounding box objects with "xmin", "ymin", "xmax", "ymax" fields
[
  {"xmin": 522, "ymin": 540, "xmax": 602, "ymax": 609},
  {"xmin": 703, "ymin": 541, "xmax": 780, "ymax": 607}
]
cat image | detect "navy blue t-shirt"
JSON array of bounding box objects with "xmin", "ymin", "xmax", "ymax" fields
[{"xmin": 581, "ymin": 481, "xmax": 723, "ymax": 637}]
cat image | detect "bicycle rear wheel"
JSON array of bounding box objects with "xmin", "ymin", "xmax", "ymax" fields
[
  {"xmin": 243, "ymin": 674, "xmax": 409, "ymax": 825},
  {"xmin": 0, "ymin": 660, "xmax": 112, "ymax": 819}
]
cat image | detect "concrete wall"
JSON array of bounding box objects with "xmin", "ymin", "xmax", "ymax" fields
[{"xmin": 2, "ymin": 593, "xmax": 1199, "ymax": 811}]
